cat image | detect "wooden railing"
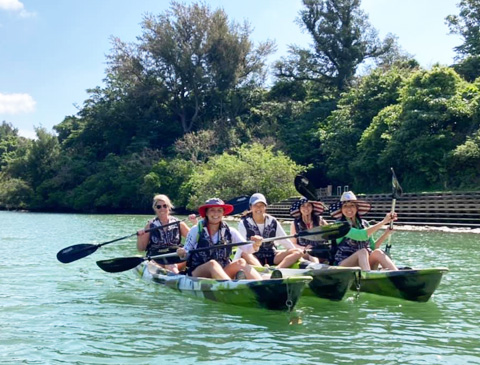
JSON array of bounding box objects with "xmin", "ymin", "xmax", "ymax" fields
[{"xmin": 266, "ymin": 192, "xmax": 480, "ymax": 227}]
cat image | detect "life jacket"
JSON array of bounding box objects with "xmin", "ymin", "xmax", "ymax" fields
[
  {"xmin": 241, "ymin": 213, "xmax": 278, "ymax": 259},
  {"xmin": 333, "ymin": 218, "xmax": 371, "ymax": 265},
  {"xmin": 146, "ymin": 217, "xmax": 181, "ymax": 257},
  {"xmin": 187, "ymin": 220, "xmax": 233, "ymax": 273},
  {"xmin": 293, "ymin": 216, "xmax": 331, "ymax": 262}
]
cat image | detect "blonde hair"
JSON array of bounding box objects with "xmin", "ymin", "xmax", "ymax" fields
[{"xmin": 152, "ymin": 194, "xmax": 174, "ymax": 210}]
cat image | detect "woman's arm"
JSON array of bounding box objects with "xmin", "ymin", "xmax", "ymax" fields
[
  {"xmin": 230, "ymin": 227, "xmax": 262, "ymax": 254},
  {"xmin": 274, "ymin": 220, "xmax": 295, "ymax": 250},
  {"xmin": 179, "ymin": 221, "xmax": 190, "ymax": 239},
  {"xmin": 290, "ymin": 221, "xmax": 298, "ymax": 246},
  {"xmin": 177, "ymin": 225, "xmax": 199, "ymax": 258},
  {"xmin": 237, "ymin": 220, "xmax": 248, "ymax": 239},
  {"xmin": 365, "ymin": 212, "xmax": 397, "ymax": 237},
  {"xmin": 373, "ymin": 227, "xmax": 394, "ymax": 249},
  {"xmin": 136, "ymin": 222, "xmax": 151, "ymax": 251}
]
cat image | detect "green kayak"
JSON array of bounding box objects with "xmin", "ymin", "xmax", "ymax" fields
[
  {"xmin": 255, "ymin": 265, "xmax": 361, "ymax": 301},
  {"xmin": 134, "ymin": 262, "xmax": 312, "ymax": 311},
  {"xmin": 352, "ymin": 267, "xmax": 449, "ymax": 302}
]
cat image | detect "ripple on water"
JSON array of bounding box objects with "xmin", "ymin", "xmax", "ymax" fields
[{"xmin": 1, "ymin": 211, "xmax": 480, "ymax": 364}]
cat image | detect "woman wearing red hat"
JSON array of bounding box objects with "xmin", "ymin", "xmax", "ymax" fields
[
  {"xmin": 329, "ymin": 191, "xmax": 398, "ymax": 271},
  {"xmin": 177, "ymin": 198, "xmax": 263, "ymax": 280}
]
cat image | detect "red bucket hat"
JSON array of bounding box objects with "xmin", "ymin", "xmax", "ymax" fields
[{"xmin": 198, "ymin": 198, "xmax": 234, "ymax": 218}]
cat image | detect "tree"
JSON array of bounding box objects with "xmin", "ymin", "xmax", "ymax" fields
[
  {"xmin": 446, "ymin": 0, "xmax": 480, "ymax": 58},
  {"xmin": 379, "ymin": 67, "xmax": 478, "ymax": 190},
  {"xmin": 319, "ymin": 65, "xmax": 410, "ymax": 186},
  {"xmin": 187, "ymin": 143, "xmax": 306, "ymax": 209},
  {"xmin": 109, "ymin": 1, "xmax": 274, "ymax": 134},
  {"xmin": 275, "ymin": 0, "xmax": 394, "ymax": 93}
]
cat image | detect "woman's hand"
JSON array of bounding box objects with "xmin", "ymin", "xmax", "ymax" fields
[
  {"xmin": 188, "ymin": 214, "xmax": 198, "ymax": 225},
  {"xmin": 136, "ymin": 229, "xmax": 146, "ymax": 236},
  {"xmin": 250, "ymin": 235, "xmax": 263, "ymax": 252},
  {"xmin": 177, "ymin": 247, "xmax": 187, "ymax": 259},
  {"xmin": 382, "ymin": 212, "xmax": 398, "ymax": 225}
]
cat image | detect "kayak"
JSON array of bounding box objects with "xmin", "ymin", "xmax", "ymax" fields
[
  {"xmin": 353, "ymin": 267, "xmax": 449, "ymax": 302},
  {"xmin": 134, "ymin": 261, "xmax": 312, "ymax": 311},
  {"xmin": 255, "ymin": 265, "xmax": 361, "ymax": 301}
]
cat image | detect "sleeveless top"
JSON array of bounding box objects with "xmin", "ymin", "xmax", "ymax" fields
[
  {"xmin": 146, "ymin": 216, "xmax": 181, "ymax": 257},
  {"xmin": 294, "ymin": 216, "xmax": 331, "ymax": 263},
  {"xmin": 240, "ymin": 213, "xmax": 278, "ymax": 260},
  {"xmin": 333, "ymin": 218, "xmax": 372, "ymax": 265},
  {"xmin": 188, "ymin": 221, "xmax": 233, "ymax": 273},
  {"xmin": 293, "ymin": 215, "xmax": 329, "ymax": 247}
]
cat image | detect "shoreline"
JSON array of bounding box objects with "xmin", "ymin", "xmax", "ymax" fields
[{"xmin": 224, "ymin": 216, "xmax": 480, "ymax": 234}]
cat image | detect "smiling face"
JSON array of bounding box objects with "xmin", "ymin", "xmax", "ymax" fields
[
  {"xmin": 206, "ymin": 206, "xmax": 224, "ymax": 225},
  {"xmin": 341, "ymin": 202, "xmax": 358, "ymax": 220},
  {"xmin": 300, "ymin": 202, "xmax": 313, "ymax": 217},
  {"xmin": 251, "ymin": 202, "xmax": 267, "ymax": 218},
  {"xmin": 154, "ymin": 199, "xmax": 170, "ymax": 218}
]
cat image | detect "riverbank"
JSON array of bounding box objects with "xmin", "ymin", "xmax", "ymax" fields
[{"xmin": 268, "ymin": 191, "xmax": 480, "ymax": 228}]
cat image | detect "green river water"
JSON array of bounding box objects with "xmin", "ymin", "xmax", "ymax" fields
[{"xmin": 1, "ymin": 211, "xmax": 479, "ymax": 364}]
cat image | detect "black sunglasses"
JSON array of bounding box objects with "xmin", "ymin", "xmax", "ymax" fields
[{"xmin": 156, "ymin": 204, "xmax": 168, "ymax": 209}]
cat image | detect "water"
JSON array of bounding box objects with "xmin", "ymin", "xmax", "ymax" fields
[{"xmin": 1, "ymin": 211, "xmax": 479, "ymax": 364}]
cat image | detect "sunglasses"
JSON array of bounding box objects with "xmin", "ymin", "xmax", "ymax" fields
[{"xmin": 155, "ymin": 204, "xmax": 168, "ymax": 209}]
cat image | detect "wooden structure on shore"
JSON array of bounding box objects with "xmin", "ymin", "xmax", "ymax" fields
[{"xmin": 267, "ymin": 191, "xmax": 480, "ymax": 228}]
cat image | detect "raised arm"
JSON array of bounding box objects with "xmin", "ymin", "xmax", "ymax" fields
[{"xmin": 366, "ymin": 212, "xmax": 397, "ymax": 238}]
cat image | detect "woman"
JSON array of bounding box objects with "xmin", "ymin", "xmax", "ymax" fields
[
  {"xmin": 329, "ymin": 191, "xmax": 398, "ymax": 271},
  {"xmin": 289, "ymin": 197, "xmax": 330, "ymax": 264},
  {"xmin": 237, "ymin": 193, "xmax": 303, "ymax": 268},
  {"xmin": 137, "ymin": 194, "xmax": 196, "ymax": 274},
  {"xmin": 176, "ymin": 198, "xmax": 263, "ymax": 280}
]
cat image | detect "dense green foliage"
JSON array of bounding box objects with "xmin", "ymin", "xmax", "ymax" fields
[{"xmin": 1, "ymin": 0, "xmax": 480, "ymax": 212}]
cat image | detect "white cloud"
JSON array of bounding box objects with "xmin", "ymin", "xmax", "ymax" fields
[
  {"xmin": 0, "ymin": 92, "xmax": 36, "ymax": 114},
  {"xmin": 0, "ymin": 0, "xmax": 35, "ymax": 17}
]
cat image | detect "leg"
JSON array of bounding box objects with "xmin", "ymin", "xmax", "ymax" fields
[
  {"xmin": 224, "ymin": 258, "xmax": 263, "ymax": 280},
  {"xmin": 339, "ymin": 248, "xmax": 371, "ymax": 270},
  {"xmin": 241, "ymin": 251, "xmax": 263, "ymax": 266},
  {"xmin": 303, "ymin": 252, "xmax": 319, "ymax": 263},
  {"xmin": 165, "ymin": 264, "xmax": 180, "ymax": 274},
  {"xmin": 274, "ymin": 249, "xmax": 303, "ymax": 268},
  {"xmin": 191, "ymin": 260, "xmax": 231, "ymax": 280},
  {"xmin": 369, "ymin": 249, "xmax": 398, "ymax": 270}
]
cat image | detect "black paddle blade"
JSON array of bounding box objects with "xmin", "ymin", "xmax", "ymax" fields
[
  {"xmin": 299, "ymin": 222, "xmax": 350, "ymax": 241},
  {"xmin": 391, "ymin": 167, "xmax": 403, "ymax": 199},
  {"xmin": 56, "ymin": 244, "xmax": 99, "ymax": 263},
  {"xmin": 153, "ymin": 255, "xmax": 186, "ymax": 265},
  {"xmin": 96, "ymin": 257, "xmax": 145, "ymax": 273},
  {"xmin": 226, "ymin": 195, "xmax": 250, "ymax": 215},
  {"xmin": 294, "ymin": 175, "xmax": 318, "ymax": 201}
]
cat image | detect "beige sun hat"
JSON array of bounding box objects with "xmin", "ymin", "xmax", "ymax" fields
[{"xmin": 329, "ymin": 191, "xmax": 372, "ymax": 219}]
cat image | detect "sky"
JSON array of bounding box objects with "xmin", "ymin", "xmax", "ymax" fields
[{"xmin": 0, "ymin": 0, "xmax": 462, "ymax": 139}]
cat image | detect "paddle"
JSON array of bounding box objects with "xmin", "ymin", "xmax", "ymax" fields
[
  {"xmin": 294, "ymin": 174, "xmax": 318, "ymax": 201},
  {"xmin": 56, "ymin": 195, "xmax": 250, "ymax": 264},
  {"xmin": 385, "ymin": 168, "xmax": 403, "ymax": 254},
  {"xmin": 96, "ymin": 222, "xmax": 351, "ymax": 273}
]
